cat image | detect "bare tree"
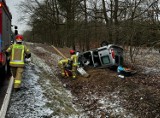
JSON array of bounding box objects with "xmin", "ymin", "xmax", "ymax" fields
[{"xmin": 19, "ymin": 0, "xmax": 160, "ymax": 62}]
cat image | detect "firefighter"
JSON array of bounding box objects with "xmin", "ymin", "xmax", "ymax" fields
[
  {"xmin": 70, "ymin": 50, "xmax": 78, "ymax": 79},
  {"xmin": 58, "ymin": 49, "xmax": 78, "ymax": 79},
  {"xmin": 58, "ymin": 58, "xmax": 69, "ymax": 77},
  {"xmin": 6, "ymin": 34, "xmax": 31, "ymax": 90}
]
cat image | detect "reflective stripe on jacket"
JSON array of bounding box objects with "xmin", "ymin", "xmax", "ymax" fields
[{"xmin": 10, "ymin": 44, "xmax": 25, "ymax": 67}]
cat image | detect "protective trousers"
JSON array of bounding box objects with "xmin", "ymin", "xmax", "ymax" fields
[
  {"xmin": 70, "ymin": 54, "xmax": 78, "ymax": 79},
  {"xmin": 58, "ymin": 59, "xmax": 68, "ymax": 77},
  {"xmin": 11, "ymin": 67, "xmax": 24, "ymax": 89},
  {"xmin": 72, "ymin": 63, "xmax": 77, "ymax": 79}
]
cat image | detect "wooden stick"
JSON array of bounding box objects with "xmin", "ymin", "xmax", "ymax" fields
[{"xmin": 51, "ymin": 45, "xmax": 67, "ymax": 59}]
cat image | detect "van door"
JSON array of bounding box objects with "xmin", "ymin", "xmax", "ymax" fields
[
  {"xmin": 92, "ymin": 50, "xmax": 101, "ymax": 67},
  {"xmin": 79, "ymin": 51, "xmax": 94, "ymax": 66},
  {"xmin": 98, "ymin": 48, "xmax": 112, "ymax": 67}
]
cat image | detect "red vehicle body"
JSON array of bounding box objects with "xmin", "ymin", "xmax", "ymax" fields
[{"xmin": 0, "ymin": 0, "xmax": 12, "ymax": 76}]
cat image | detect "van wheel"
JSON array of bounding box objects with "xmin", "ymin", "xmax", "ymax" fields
[{"xmin": 100, "ymin": 41, "xmax": 109, "ymax": 47}]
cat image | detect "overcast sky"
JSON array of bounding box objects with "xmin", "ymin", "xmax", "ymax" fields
[{"xmin": 6, "ymin": 0, "xmax": 30, "ymax": 34}]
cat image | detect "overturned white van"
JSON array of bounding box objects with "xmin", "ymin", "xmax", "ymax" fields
[{"xmin": 78, "ymin": 44, "xmax": 123, "ymax": 68}]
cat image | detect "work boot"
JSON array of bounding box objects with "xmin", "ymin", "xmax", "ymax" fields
[
  {"xmin": 13, "ymin": 88, "xmax": 21, "ymax": 92},
  {"xmin": 14, "ymin": 83, "xmax": 21, "ymax": 89}
]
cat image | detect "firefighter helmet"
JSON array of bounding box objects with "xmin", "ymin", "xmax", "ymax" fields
[
  {"xmin": 15, "ymin": 35, "xmax": 23, "ymax": 42},
  {"xmin": 70, "ymin": 50, "xmax": 75, "ymax": 55}
]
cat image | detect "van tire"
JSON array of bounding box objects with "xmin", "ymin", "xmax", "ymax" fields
[{"xmin": 100, "ymin": 41, "xmax": 109, "ymax": 47}]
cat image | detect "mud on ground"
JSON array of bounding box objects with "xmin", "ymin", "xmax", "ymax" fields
[{"xmin": 28, "ymin": 43, "xmax": 160, "ymax": 118}]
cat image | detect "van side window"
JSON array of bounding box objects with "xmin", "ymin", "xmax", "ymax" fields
[{"xmin": 101, "ymin": 56, "xmax": 110, "ymax": 64}]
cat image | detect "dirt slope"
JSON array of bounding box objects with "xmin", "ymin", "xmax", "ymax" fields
[{"xmin": 28, "ymin": 42, "xmax": 160, "ymax": 118}]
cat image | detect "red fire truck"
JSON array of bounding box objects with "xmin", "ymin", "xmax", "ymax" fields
[{"xmin": 0, "ymin": 0, "xmax": 12, "ymax": 77}]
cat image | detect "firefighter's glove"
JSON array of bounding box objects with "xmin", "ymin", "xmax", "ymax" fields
[
  {"xmin": 25, "ymin": 58, "xmax": 31, "ymax": 63},
  {"xmin": 5, "ymin": 51, "xmax": 9, "ymax": 57}
]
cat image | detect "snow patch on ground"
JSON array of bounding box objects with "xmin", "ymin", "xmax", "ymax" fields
[
  {"xmin": 83, "ymin": 91, "xmax": 135, "ymax": 118},
  {"xmin": 51, "ymin": 53, "xmax": 62, "ymax": 62},
  {"xmin": 35, "ymin": 46, "xmax": 62, "ymax": 61},
  {"xmin": 35, "ymin": 46, "xmax": 50, "ymax": 53},
  {"xmin": 142, "ymin": 66, "xmax": 160, "ymax": 74},
  {"xmin": 98, "ymin": 92, "xmax": 135, "ymax": 118},
  {"xmin": 6, "ymin": 64, "xmax": 53, "ymax": 118},
  {"xmin": 33, "ymin": 46, "xmax": 62, "ymax": 73},
  {"xmin": 32, "ymin": 53, "xmax": 53, "ymax": 73}
]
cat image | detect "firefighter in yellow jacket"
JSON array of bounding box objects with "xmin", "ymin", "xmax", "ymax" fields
[
  {"xmin": 6, "ymin": 34, "xmax": 31, "ymax": 89},
  {"xmin": 58, "ymin": 50, "xmax": 78, "ymax": 79},
  {"xmin": 58, "ymin": 58, "xmax": 68, "ymax": 77},
  {"xmin": 70, "ymin": 50, "xmax": 78, "ymax": 79}
]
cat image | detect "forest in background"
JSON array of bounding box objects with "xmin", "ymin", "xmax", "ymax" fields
[{"xmin": 20, "ymin": 0, "xmax": 160, "ymax": 62}]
